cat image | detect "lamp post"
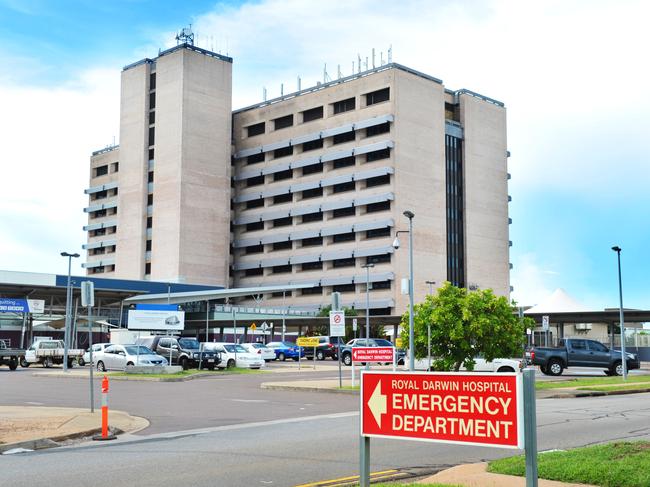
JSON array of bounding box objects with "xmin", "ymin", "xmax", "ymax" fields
[
  {"xmin": 611, "ymin": 246, "xmax": 627, "ymax": 380},
  {"xmin": 60, "ymin": 252, "xmax": 80, "ymax": 372},
  {"xmin": 393, "ymin": 210, "xmax": 415, "ymax": 371},
  {"xmin": 361, "ymin": 264, "xmax": 375, "ymax": 342}
]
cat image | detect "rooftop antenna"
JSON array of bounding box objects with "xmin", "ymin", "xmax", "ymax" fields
[
  {"xmin": 297, "ymin": 76, "xmax": 301, "ymax": 91},
  {"xmin": 352, "ymin": 61, "xmax": 355, "ymax": 73},
  {"xmin": 280, "ymin": 83, "xmax": 284, "ymax": 96},
  {"xmin": 175, "ymin": 25, "xmax": 194, "ymax": 46},
  {"xmin": 263, "ymin": 87, "xmax": 267, "ymax": 101},
  {"xmin": 388, "ymin": 45, "xmax": 393, "ymax": 63},
  {"xmin": 380, "ymin": 51, "xmax": 384, "ymax": 66},
  {"xmin": 337, "ymin": 64, "xmax": 342, "ymax": 79},
  {"xmin": 323, "ymin": 63, "xmax": 331, "ymax": 83},
  {"xmin": 112, "ymin": 135, "xmax": 116, "ymax": 147},
  {"xmin": 357, "ymin": 54, "xmax": 361, "ymax": 73},
  {"xmin": 365, "ymin": 56, "xmax": 368, "ymax": 70},
  {"xmin": 372, "ymin": 48, "xmax": 376, "ymax": 68}
]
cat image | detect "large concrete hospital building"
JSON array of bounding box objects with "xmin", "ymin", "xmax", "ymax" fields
[{"xmin": 83, "ymin": 40, "xmax": 511, "ymax": 316}]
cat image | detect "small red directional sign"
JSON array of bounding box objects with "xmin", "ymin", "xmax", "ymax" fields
[
  {"xmin": 352, "ymin": 347, "xmax": 394, "ymax": 363},
  {"xmin": 361, "ymin": 371, "xmax": 523, "ymax": 449}
]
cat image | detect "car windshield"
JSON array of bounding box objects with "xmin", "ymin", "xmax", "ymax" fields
[
  {"xmin": 282, "ymin": 342, "xmax": 296, "ymax": 347},
  {"xmin": 374, "ymin": 339, "xmax": 393, "ymax": 347},
  {"xmin": 178, "ymin": 338, "xmax": 199, "ymax": 349},
  {"xmin": 252, "ymin": 343, "xmax": 267, "ymax": 349},
  {"xmin": 224, "ymin": 344, "xmax": 247, "ymax": 353},
  {"xmin": 125, "ymin": 346, "xmax": 154, "ymax": 355}
]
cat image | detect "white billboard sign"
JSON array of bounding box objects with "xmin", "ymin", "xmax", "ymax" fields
[{"xmin": 127, "ymin": 309, "xmax": 185, "ymax": 331}]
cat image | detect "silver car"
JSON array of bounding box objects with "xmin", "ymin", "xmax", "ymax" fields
[{"xmin": 95, "ymin": 344, "xmax": 167, "ymax": 371}]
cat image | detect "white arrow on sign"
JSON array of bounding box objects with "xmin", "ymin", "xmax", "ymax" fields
[{"xmin": 368, "ymin": 382, "xmax": 387, "ymax": 428}]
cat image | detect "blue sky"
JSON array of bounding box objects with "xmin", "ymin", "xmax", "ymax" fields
[{"xmin": 1, "ymin": 0, "xmax": 648, "ymax": 310}]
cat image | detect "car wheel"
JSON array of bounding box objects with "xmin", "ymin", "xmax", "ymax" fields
[
  {"xmin": 227, "ymin": 359, "xmax": 235, "ymax": 369},
  {"xmin": 547, "ymin": 359, "xmax": 564, "ymax": 376},
  {"xmin": 8, "ymin": 358, "xmax": 18, "ymax": 370},
  {"xmin": 611, "ymin": 361, "xmax": 623, "ymax": 376},
  {"xmin": 343, "ymin": 353, "xmax": 352, "ymax": 366},
  {"xmin": 207, "ymin": 364, "xmax": 215, "ymax": 371},
  {"xmin": 497, "ymin": 366, "xmax": 515, "ymax": 373},
  {"xmin": 293, "ymin": 357, "xmax": 300, "ymax": 361},
  {"xmin": 180, "ymin": 357, "xmax": 189, "ymax": 370},
  {"xmin": 604, "ymin": 369, "xmax": 614, "ymax": 376},
  {"xmin": 126, "ymin": 362, "xmax": 134, "ymax": 367},
  {"xmin": 97, "ymin": 361, "xmax": 106, "ymax": 372},
  {"xmin": 278, "ymin": 352, "xmax": 286, "ymax": 362},
  {"xmin": 44, "ymin": 356, "xmax": 53, "ymax": 368},
  {"xmin": 67, "ymin": 359, "xmax": 74, "ymax": 369},
  {"xmin": 78, "ymin": 357, "xmax": 86, "ymax": 367},
  {"xmin": 316, "ymin": 350, "xmax": 325, "ymax": 361},
  {"xmin": 20, "ymin": 358, "xmax": 29, "ymax": 368}
]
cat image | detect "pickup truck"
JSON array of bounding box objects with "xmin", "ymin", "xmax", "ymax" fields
[
  {"xmin": 21, "ymin": 340, "xmax": 85, "ymax": 368},
  {"xmin": 530, "ymin": 338, "xmax": 640, "ymax": 376},
  {"xmin": 0, "ymin": 341, "xmax": 24, "ymax": 370},
  {"xmin": 135, "ymin": 336, "xmax": 220, "ymax": 370}
]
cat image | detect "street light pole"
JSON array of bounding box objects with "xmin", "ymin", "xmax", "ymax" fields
[
  {"xmin": 611, "ymin": 246, "xmax": 627, "ymax": 380},
  {"xmin": 404, "ymin": 211, "xmax": 415, "ymax": 371},
  {"xmin": 60, "ymin": 252, "xmax": 80, "ymax": 372},
  {"xmin": 362, "ymin": 264, "xmax": 375, "ymax": 342}
]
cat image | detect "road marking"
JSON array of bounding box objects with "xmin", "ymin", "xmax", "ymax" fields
[
  {"xmin": 231, "ymin": 399, "xmax": 269, "ymax": 403},
  {"xmin": 293, "ymin": 469, "xmax": 399, "ymax": 487},
  {"xmin": 25, "ymin": 402, "xmax": 44, "ymax": 406}
]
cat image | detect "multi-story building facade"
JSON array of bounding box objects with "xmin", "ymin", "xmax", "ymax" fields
[{"xmin": 84, "ymin": 41, "xmax": 510, "ymax": 316}]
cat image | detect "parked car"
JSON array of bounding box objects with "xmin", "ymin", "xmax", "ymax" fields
[
  {"xmin": 136, "ymin": 336, "xmax": 219, "ymax": 370},
  {"xmin": 203, "ymin": 343, "xmax": 264, "ymax": 369},
  {"xmin": 302, "ymin": 336, "xmax": 339, "ymax": 361},
  {"xmin": 241, "ymin": 343, "xmax": 276, "ymax": 362},
  {"xmin": 22, "ymin": 340, "xmax": 84, "ymax": 368},
  {"xmin": 95, "ymin": 344, "xmax": 167, "ymax": 371},
  {"xmin": 530, "ymin": 338, "xmax": 640, "ymax": 376},
  {"xmin": 339, "ymin": 338, "xmax": 405, "ymax": 366},
  {"xmin": 409, "ymin": 353, "xmax": 524, "ymax": 373},
  {"xmin": 78, "ymin": 343, "xmax": 111, "ymax": 367},
  {"xmin": 0, "ymin": 341, "xmax": 24, "ymax": 370},
  {"xmin": 266, "ymin": 341, "xmax": 304, "ymax": 361}
]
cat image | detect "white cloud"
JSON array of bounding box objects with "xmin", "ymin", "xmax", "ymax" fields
[{"xmin": 510, "ymin": 253, "xmax": 556, "ymax": 307}]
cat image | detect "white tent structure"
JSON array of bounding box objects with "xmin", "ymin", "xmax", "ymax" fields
[{"xmin": 524, "ymin": 288, "xmax": 591, "ymax": 314}]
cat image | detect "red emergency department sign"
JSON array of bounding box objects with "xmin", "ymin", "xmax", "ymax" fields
[
  {"xmin": 352, "ymin": 347, "xmax": 394, "ymax": 363},
  {"xmin": 361, "ymin": 371, "xmax": 523, "ymax": 449}
]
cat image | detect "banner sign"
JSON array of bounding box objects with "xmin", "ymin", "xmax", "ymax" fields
[
  {"xmin": 329, "ymin": 311, "xmax": 345, "ymax": 337},
  {"xmin": 127, "ymin": 309, "xmax": 185, "ymax": 331},
  {"xmin": 0, "ymin": 298, "xmax": 45, "ymax": 313},
  {"xmin": 353, "ymin": 347, "xmax": 394, "ymax": 363},
  {"xmin": 361, "ymin": 371, "xmax": 523, "ymax": 449},
  {"xmin": 297, "ymin": 337, "xmax": 320, "ymax": 347}
]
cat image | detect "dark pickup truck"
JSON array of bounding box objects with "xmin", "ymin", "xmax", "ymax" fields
[
  {"xmin": 0, "ymin": 341, "xmax": 24, "ymax": 370},
  {"xmin": 530, "ymin": 338, "xmax": 640, "ymax": 376}
]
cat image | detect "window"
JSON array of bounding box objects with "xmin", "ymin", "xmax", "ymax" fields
[
  {"xmin": 274, "ymin": 146, "xmax": 293, "ymax": 159},
  {"xmin": 111, "ymin": 162, "xmax": 119, "ymax": 172},
  {"xmin": 333, "ymin": 283, "xmax": 355, "ymax": 293},
  {"xmin": 246, "ymin": 122, "xmax": 265, "ymax": 137},
  {"xmin": 302, "ymin": 187, "xmax": 323, "ymax": 199},
  {"xmin": 91, "ymin": 247, "xmax": 105, "ymax": 255},
  {"xmin": 245, "ymin": 267, "xmax": 263, "ymax": 277},
  {"xmin": 246, "ymin": 175, "xmax": 265, "ymax": 187},
  {"xmin": 365, "ymin": 87, "xmax": 390, "ymax": 106},
  {"xmin": 245, "ymin": 244, "xmax": 263, "ymax": 254},
  {"xmin": 274, "ymin": 169, "xmax": 293, "ymax": 181},
  {"xmin": 273, "ymin": 193, "xmax": 293, "ymax": 204},
  {"xmin": 372, "ymin": 280, "xmax": 391, "ymax": 290},
  {"xmin": 301, "ymin": 261, "xmax": 322, "ymax": 271},
  {"xmin": 445, "ymin": 102, "xmax": 460, "ymax": 122},
  {"xmin": 302, "ymin": 163, "xmax": 323, "ymax": 175},
  {"xmin": 273, "ymin": 216, "xmax": 292, "ymax": 227},
  {"xmin": 333, "ymin": 156, "xmax": 355, "ymax": 169},
  {"xmin": 106, "ymin": 265, "xmax": 115, "ymax": 273},
  {"xmin": 333, "ymin": 257, "xmax": 355, "ymax": 268},
  {"xmin": 246, "ymin": 198, "xmax": 264, "ymax": 209},
  {"xmin": 91, "ymin": 228, "xmax": 106, "ymax": 237},
  {"xmin": 366, "ymin": 148, "xmax": 390, "ymax": 162},
  {"xmin": 148, "ymin": 171, "xmax": 154, "ymax": 183},
  {"xmin": 302, "ymin": 139, "xmax": 323, "ymax": 152},
  {"xmin": 333, "ymin": 232, "xmax": 355, "ymax": 243},
  {"xmin": 149, "ymin": 92, "xmax": 156, "ymax": 109},
  {"xmin": 148, "ymin": 148, "xmax": 154, "ymax": 160},
  {"xmin": 302, "ymin": 286, "xmax": 322, "ymax": 295},
  {"xmin": 92, "ymin": 209, "xmax": 107, "ymax": 219},
  {"xmin": 147, "ymin": 194, "xmax": 153, "ymax": 205},
  {"xmin": 366, "ymin": 227, "xmax": 390, "ymax": 238},
  {"xmin": 247, "ymin": 153, "xmax": 265, "ymax": 165},
  {"xmin": 93, "ymin": 190, "xmax": 108, "ymax": 200},
  {"xmin": 271, "ymin": 291, "xmax": 291, "ymax": 298},
  {"xmin": 366, "ymin": 122, "xmax": 390, "ymax": 137},
  {"xmin": 332, "ymin": 181, "xmax": 355, "ymax": 193},
  {"xmin": 149, "ymin": 110, "xmax": 155, "ymax": 124},
  {"xmin": 588, "ymin": 341, "xmax": 608, "ymax": 352},
  {"xmin": 94, "ymin": 165, "xmax": 108, "ymax": 177},
  {"xmin": 333, "ymin": 206, "xmax": 355, "ymax": 218},
  {"xmin": 366, "ymin": 201, "xmax": 390, "ymax": 213},
  {"xmin": 273, "ymin": 114, "xmax": 294, "ymax": 130},
  {"xmin": 333, "ymin": 130, "xmax": 355, "ymax": 145},
  {"xmin": 367, "ymin": 253, "xmax": 391, "ymax": 265},
  {"xmin": 273, "ymin": 240, "xmax": 292, "ymax": 251},
  {"xmin": 91, "ymin": 266, "xmax": 105, "ymax": 274},
  {"xmin": 146, "ymin": 217, "xmax": 152, "ymax": 228},
  {"xmin": 146, "ymin": 240, "xmax": 152, "ymax": 251},
  {"xmin": 246, "ymin": 221, "xmax": 264, "ymax": 231},
  {"xmin": 149, "ymin": 72, "xmax": 156, "ymax": 90},
  {"xmin": 302, "ymin": 106, "xmax": 323, "ymax": 123},
  {"xmin": 302, "ymin": 212, "xmax": 323, "ymax": 223},
  {"xmin": 148, "ymin": 127, "xmax": 155, "ymax": 146},
  {"xmin": 332, "ymin": 97, "xmax": 355, "ymax": 114},
  {"xmin": 366, "ymin": 174, "xmax": 390, "ymax": 188},
  {"xmin": 145, "ymin": 263, "xmax": 151, "ymax": 275},
  {"xmin": 302, "ymin": 236, "xmax": 323, "ymax": 247},
  {"xmin": 272, "ymin": 264, "xmax": 292, "ymax": 274}
]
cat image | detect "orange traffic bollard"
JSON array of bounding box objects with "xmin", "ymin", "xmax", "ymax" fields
[{"xmin": 93, "ymin": 375, "xmax": 116, "ymax": 441}]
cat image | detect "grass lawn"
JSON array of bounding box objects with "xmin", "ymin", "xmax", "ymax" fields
[
  {"xmin": 488, "ymin": 441, "xmax": 650, "ymax": 487},
  {"xmin": 536, "ymin": 375, "xmax": 650, "ymax": 390},
  {"xmin": 112, "ymin": 368, "xmax": 267, "ymax": 378}
]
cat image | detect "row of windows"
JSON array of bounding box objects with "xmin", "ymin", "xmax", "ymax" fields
[
  {"xmin": 244, "ymin": 87, "xmax": 390, "ymax": 138},
  {"xmin": 93, "ymin": 162, "xmax": 119, "ymax": 178},
  {"xmin": 89, "ymin": 226, "xmax": 116, "ymax": 237},
  {"xmin": 90, "ymin": 207, "xmax": 117, "ymax": 220},
  {"xmin": 90, "ymin": 188, "xmax": 118, "ymax": 201},
  {"xmin": 89, "ymin": 264, "xmax": 115, "ymax": 274},
  {"xmin": 89, "ymin": 245, "xmax": 116, "ymax": 256},
  {"xmin": 241, "ymin": 254, "xmax": 392, "ymax": 277}
]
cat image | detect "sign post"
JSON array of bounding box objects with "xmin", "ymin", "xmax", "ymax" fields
[
  {"xmin": 542, "ymin": 315, "xmax": 549, "ymax": 347},
  {"xmin": 297, "ymin": 337, "xmax": 320, "ymax": 370},
  {"xmin": 330, "ymin": 310, "xmax": 345, "ymax": 388},
  {"xmin": 81, "ymin": 281, "xmax": 95, "ymax": 413},
  {"xmin": 523, "ymin": 367, "xmax": 538, "ymax": 487}
]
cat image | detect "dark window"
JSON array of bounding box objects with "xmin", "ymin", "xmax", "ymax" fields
[
  {"xmin": 370, "ymin": 307, "xmax": 392, "ymax": 316},
  {"xmin": 333, "ymin": 232, "xmax": 355, "ymax": 243},
  {"xmin": 333, "ymin": 156, "xmax": 355, "ymax": 169},
  {"xmin": 149, "ymin": 110, "xmax": 155, "ymax": 124},
  {"xmin": 149, "ymin": 72, "xmax": 156, "ymax": 90},
  {"xmin": 146, "ymin": 240, "xmax": 152, "ymax": 251},
  {"xmin": 273, "ymin": 193, "xmax": 293, "ymax": 204},
  {"xmin": 148, "ymin": 148, "xmax": 154, "ymax": 160},
  {"xmin": 247, "ymin": 122, "xmax": 265, "ymax": 137},
  {"xmin": 274, "ymin": 146, "xmax": 293, "ymax": 159},
  {"xmin": 147, "ymin": 194, "xmax": 153, "ymax": 205},
  {"xmin": 445, "ymin": 102, "xmax": 460, "ymax": 122},
  {"xmin": 246, "ymin": 221, "xmax": 264, "ymax": 231},
  {"xmin": 366, "ymin": 200, "xmax": 390, "ymax": 213},
  {"xmin": 366, "ymin": 148, "xmax": 390, "ymax": 162},
  {"xmin": 302, "ymin": 106, "xmax": 324, "ymax": 122},
  {"xmin": 571, "ymin": 340, "xmax": 587, "ymax": 350},
  {"xmin": 333, "ymin": 130, "xmax": 355, "ymax": 145},
  {"xmin": 271, "ymin": 291, "xmax": 291, "ymax": 298},
  {"xmin": 302, "ymin": 286, "xmax": 322, "ymax": 295},
  {"xmin": 272, "ymin": 264, "xmax": 292, "ymax": 274},
  {"xmin": 246, "ymin": 198, "xmax": 264, "ymax": 209},
  {"xmin": 90, "ymin": 266, "xmax": 105, "ymax": 275},
  {"xmin": 95, "ymin": 165, "xmax": 108, "ymax": 177},
  {"xmin": 148, "ymin": 127, "xmax": 155, "ymax": 146},
  {"xmin": 302, "ymin": 139, "xmax": 324, "ymax": 152},
  {"xmin": 274, "ymin": 169, "xmax": 293, "ymax": 181},
  {"xmin": 302, "ymin": 187, "xmax": 323, "ymax": 199},
  {"xmin": 367, "ymin": 253, "xmax": 391, "ymax": 265},
  {"xmin": 149, "ymin": 92, "xmax": 155, "ymax": 109},
  {"xmin": 333, "ymin": 206, "xmax": 355, "ymax": 218},
  {"xmin": 146, "ymin": 217, "xmax": 152, "ymax": 228},
  {"xmin": 91, "ymin": 228, "xmax": 106, "ymax": 237},
  {"xmin": 365, "ymin": 87, "xmax": 390, "ymax": 105},
  {"xmin": 92, "ymin": 209, "xmax": 107, "ymax": 219},
  {"xmin": 93, "ymin": 190, "xmax": 108, "ymax": 200},
  {"xmin": 148, "ymin": 171, "xmax": 154, "ymax": 183},
  {"xmin": 302, "ymin": 163, "xmax": 323, "ymax": 175},
  {"xmin": 366, "ymin": 227, "xmax": 390, "ymax": 238},
  {"xmin": 273, "ymin": 240, "xmax": 292, "ymax": 251},
  {"xmin": 302, "ymin": 236, "xmax": 323, "ymax": 247},
  {"xmin": 333, "ymin": 257, "xmax": 355, "ymax": 268},
  {"xmin": 245, "ymin": 244, "xmax": 263, "ymax": 254},
  {"xmin": 111, "ymin": 162, "xmax": 119, "ymax": 172},
  {"xmin": 247, "ymin": 175, "xmax": 265, "ymax": 187},
  {"xmin": 302, "ymin": 212, "xmax": 323, "ymax": 223},
  {"xmin": 332, "ymin": 181, "xmax": 355, "ymax": 193},
  {"xmin": 245, "ymin": 267, "xmax": 263, "ymax": 276},
  {"xmin": 333, "ymin": 283, "xmax": 355, "ymax": 293},
  {"xmin": 247, "ymin": 153, "xmax": 265, "ymax": 165},
  {"xmin": 366, "ymin": 174, "xmax": 391, "ymax": 187},
  {"xmin": 371, "ymin": 280, "xmax": 391, "ymax": 290},
  {"xmin": 446, "ymin": 134, "xmax": 465, "ymax": 287},
  {"xmin": 145, "ymin": 263, "xmax": 151, "ymax": 275},
  {"xmin": 273, "ymin": 115, "xmax": 293, "ymax": 130},
  {"xmin": 333, "ymin": 97, "xmax": 355, "ymax": 114},
  {"xmin": 366, "ymin": 122, "xmax": 390, "ymax": 137},
  {"xmin": 273, "ymin": 216, "xmax": 292, "ymax": 227},
  {"xmin": 301, "ymin": 261, "xmax": 322, "ymax": 271}
]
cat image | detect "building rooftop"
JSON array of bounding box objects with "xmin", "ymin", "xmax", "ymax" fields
[{"xmin": 122, "ymin": 42, "xmax": 233, "ymax": 72}]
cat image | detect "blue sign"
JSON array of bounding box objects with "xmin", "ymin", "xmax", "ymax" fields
[
  {"xmin": 135, "ymin": 304, "xmax": 179, "ymax": 311},
  {"xmin": 0, "ymin": 298, "xmax": 29, "ymax": 313}
]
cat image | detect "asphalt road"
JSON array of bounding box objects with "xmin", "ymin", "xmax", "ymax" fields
[{"xmin": 2, "ymin": 393, "xmax": 650, "ymax": 486}]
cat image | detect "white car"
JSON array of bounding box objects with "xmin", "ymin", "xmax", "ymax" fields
[
  {"xmin": 409, "ymin": 354, "xmax": 524, "ymax": 373},
  {"xmin": 241, "ymin": 343, "xmax": 276, "ymax": 362},
  {"xmin": 95, "ymin": 344, "xmax": 168, "ymax": 371},
  {"xmin": 78, "ymin": 343, "xmax": 111, "ymax": 367},
  {"xmin": 203, "ymin": 343, "xmax": 264, "ymax": 369}
]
